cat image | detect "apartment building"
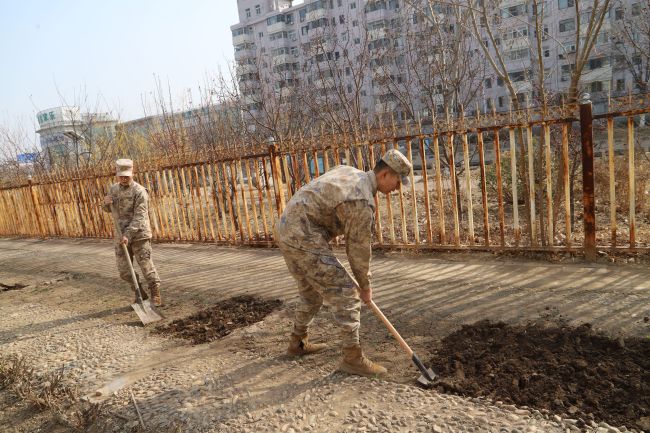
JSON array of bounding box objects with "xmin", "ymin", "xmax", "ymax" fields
[{"xmin": 231, "ymin": 0, "xmax": 647, "ymax": 121}]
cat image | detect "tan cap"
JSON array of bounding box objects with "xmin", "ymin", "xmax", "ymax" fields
[
  {"xmin": 115, "ymin": 158, "xmax": 133, "ymax": 177},
  {"xmin": 381, "ymin": 149, "xmax": 412, "ymax": 186}
]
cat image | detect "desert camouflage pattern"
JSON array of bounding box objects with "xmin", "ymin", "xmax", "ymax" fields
[
  {"xmin": 381, "ymin": 148, "xmax": 413, "ymax": 185},
  {"xmin": 102, "ymin": 180, "xmax": 159, "ymax": 288},
  {"xmin": 115, "ymin": 239, "xmax": 160, "ymax": 288},
  {"xmin": 275, "ymin": 165, "xmax": 378, "ymax": 347},
  {"xmin": 279, "ymin": 242, "xmax": 361, "ymax": 347},
  {"xmin": 102, "ymin": 180, "xmax": 152, "ymax": 241}
]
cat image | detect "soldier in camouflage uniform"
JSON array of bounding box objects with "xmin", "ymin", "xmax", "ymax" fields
[
  {"xmin": 275, "ymin": 149, "xmax": 412, "ymax": 377},
  {"xmin": 102, "ymin": 159, "xmax": 162, "ymax": 306}
]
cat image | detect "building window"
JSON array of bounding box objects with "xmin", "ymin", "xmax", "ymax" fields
[
  {"xmin": 544, "ymin": 49, "xmax": 550, "ymax": 57},
  {"xmin": 501, "ymin": 3, "xmax": 526, "ymax": 17},
  {"xmin": 591, "ymin": 81, "xmax": 603, "ymax": 92},
  {"xmin": 258, "ymin": 32, "xmax": 264, "ymax": 38},
  {"xmin": 350, "ymin": 2, "xmax": 356, "ymax": 9},
  {"xmin": 589, "ymin": 58, "xmax": 604, "ymax": 70},
  {"xmin": 339, "ymin": 15, "xmax": 345, "ymax": 24},
  {"xmin": 559, "ymin": 18, "xmax": 575, "ymax": 33},
  {"xmin": 631, "ymin": 2, "xmax": 641, "ymax": 16},
  {"xmin": 616, "ymin": 79, "xmax": 625, "ymax": 91},
  {"xmin": 485, "ymin": 78, "xmax": 492, "ymax": 88},
  {"xmin": 558, "ymin": 0, "xmax": 574, "ymax": 9},
  {"xmin": 498, "ymin": 96, "xmax": 505, "ymax": 108},
  {"xmin": 338, "ymin": 0, "xmax": 343, "ymax": 6},
  {"xmin": 614, "ymin": 7, "xmax": 624, "ymax": 20},
  {"xmin": 245, "ymin": 8, "xmax": 251, "ymax": 17},
  {"xmin": 255, "ymin": 4, "xmax": 261, "ymax": 15},
  {"xmin": 352, "ymin": 19, "xmax": 358, "ymax": 26}
]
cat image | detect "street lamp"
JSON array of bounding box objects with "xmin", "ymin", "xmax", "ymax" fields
[{"xmin": 62, "ymin": 131, "xmax": 90, "ymax": 166}]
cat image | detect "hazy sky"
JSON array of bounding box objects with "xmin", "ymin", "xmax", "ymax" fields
[{"xmin": 0, "ymin": 0, "xmax": 240, "ymax": 141}]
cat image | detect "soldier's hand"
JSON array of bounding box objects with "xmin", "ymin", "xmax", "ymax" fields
[
  {"xmin": 104, "ymin": 195, "xmax": 113, "ymax": 205},
  {"xmin": 359, "ymin": 287, "xmax": 372, "ymax": 304},
  {"xmin": 120, "ymin": 236, "xmax": 129, "ymax": 245}
]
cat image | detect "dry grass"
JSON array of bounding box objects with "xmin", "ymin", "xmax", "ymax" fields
[{"xmin": 0, "ymin": 354, "xmax": 107, "ymax": 432}]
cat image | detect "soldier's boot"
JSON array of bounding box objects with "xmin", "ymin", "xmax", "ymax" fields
[
  {"xmin": 338, "ymin": 345, "xmax": 387, "ymax": 377},
  {"xmin": 131, "ymin": 283, "xmax": 148, "ymax": 303},
  {"xmin": 287, "ymin": 334, "xmax": 327, "ymax": 356},
  {"xmin": 149, "ymin": 283, "xmax": 162, "ymax": 307}
]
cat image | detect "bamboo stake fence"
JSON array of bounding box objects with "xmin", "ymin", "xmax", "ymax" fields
[{"xmin": 2, "ymin": 96, "xmax": 650, "ymax": 256}]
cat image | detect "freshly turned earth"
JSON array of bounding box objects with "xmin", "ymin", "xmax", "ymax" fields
[
  {"xmin": 428, "ymin": 320, "xmax": 650, "ymax": 430},
  {"xmin": 156, "ymin": 295, "xmax": 282, "ymax": 344}
]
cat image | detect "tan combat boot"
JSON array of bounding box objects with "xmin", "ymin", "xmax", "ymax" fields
[
  {"xmin": 338, "ymin": 345, "xmax": 387, "ymax": 377},
  {"xmin": 149, "ymin": 283, "xmax": 162, "ymax": 307},
  {"xmin": 287, "ymin": 334, "xmax": 327, "ymax": 356}
]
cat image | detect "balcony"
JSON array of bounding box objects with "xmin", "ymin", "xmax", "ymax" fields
[
  {"xmin": 315, "ymin": 77, "xmax": 335, "ymax": 89},
  {"xmin": 369, "ymin": 28, "xmax": 387, "ymax": 41},
  {"xmin": 375, "ymin": 101, "xmax": 398, "ymax": 112},
  {"xmin": 365, "ymin": 7, "xmax": 388, "ymax": 21},
  {"xmin": 306, "ymin": 8, "xmax": 327, "ymax": 22},
  {"xmin": 238, "ymin": 63, "xmax": 257, "ymax": 74},
  {"xmin": 511, "ymin": 80, "xmax": 532, "ymax": 94},
  {"xmin": 581, "ymin": 65, "xmax": 612, "ymax": 83},
  {"xmin": 234, "ymin": 48, "xmax": 257, "ymax": 59},
  {"xmin": 272, "ymin": 53, "xmax": 292, "ymax": 66},
  {"xmin": 267, "ymin": 21, "xmax": 287, "ymax": 34},
  {"xmin": 233, "ymin": 32, "xmax": 254, "ymax": 46},
  {"xmin": 502, "ymin": 36, "xmax": 528, "ymax": 52}
]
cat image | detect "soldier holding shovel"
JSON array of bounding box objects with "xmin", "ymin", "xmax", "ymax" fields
[{"xmin": 102, "ymin": 159, "xmax": 162, "ymax": 306}]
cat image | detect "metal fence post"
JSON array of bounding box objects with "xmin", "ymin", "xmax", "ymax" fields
[{"xmin": 579, "ymin": 94, "xmax": 596, "ymax": 260}]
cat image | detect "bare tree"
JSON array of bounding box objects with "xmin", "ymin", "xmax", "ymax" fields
[{"xmin": 611, "ymin": 0, "xmax": 650, "ymax": 95}]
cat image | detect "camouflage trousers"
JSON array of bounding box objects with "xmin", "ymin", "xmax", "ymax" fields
[
  {"xmin": 278, "ymin": 241, "xmax": 361, "ymax": 348},
  {"xmin": 115, "ymin": 239, "xmax": 161, "ymax": 288}
]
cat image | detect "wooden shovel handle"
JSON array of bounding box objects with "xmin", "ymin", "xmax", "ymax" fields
[
  {"xmin": 366, "ymin": 300, "xmax": 414, "ymax": 357},
  {"xmin": 121, "ymin": 243, "xmax": 139, "ymax": 288}
]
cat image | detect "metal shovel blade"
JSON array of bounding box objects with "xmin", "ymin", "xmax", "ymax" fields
[
  {"xmin": 412, "ymin": 354, "xmax": 437, "ymax": 387},
  {"xmin": 131, "ymin": 299, "xmax": 163, "ymax": 325},
  {"xmin": 416, "ymin": 367, "xmax": 438, "ymax": 387}
]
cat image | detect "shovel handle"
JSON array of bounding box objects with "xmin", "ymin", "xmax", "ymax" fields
[
  {"xmin": 121, "ymin": 243, "xmax": 143, "ymax": 302},
  {"xmin": 366, "ymin": 300, "xmax": 413, "ymax": 357}
]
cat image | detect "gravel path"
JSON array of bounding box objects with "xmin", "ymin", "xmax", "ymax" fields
[
  {"xmin": 1, "ymin": 238, "xmax": 648, "ymax": 432},
  {"xmin": 0, "ymin": 302, "xmax": 624, "ymax": 433}
]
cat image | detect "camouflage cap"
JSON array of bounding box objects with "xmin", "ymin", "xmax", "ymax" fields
[
  {"xmin": 115, "ymin": 158, "xmax": 133, "ymax": 177},
  {"xmin": 381, "ymin": 149, "xmax": 412, "ymax": 186}
]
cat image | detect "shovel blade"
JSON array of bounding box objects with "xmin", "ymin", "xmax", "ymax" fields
[
  {"xmin": 416, "ymin": 368, "xmax": 437, "ymax": 387},
  {"xmin": 131, "ymin": 299, "xmax": 163, "ymax": 325}
]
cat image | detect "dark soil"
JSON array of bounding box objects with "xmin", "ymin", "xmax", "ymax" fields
[
  {"xmin": 155, "ymin": 295, "xmax": 282, "ymax": 344},
  {"xmin": 428, "ymin": 320, "xmax": 650, "ymax": 430},
  {"xmin": 0, "ymin": 283, "xmax": 27, "ymax": 292}
]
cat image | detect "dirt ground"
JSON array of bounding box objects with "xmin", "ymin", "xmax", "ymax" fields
[
  {"xmin": 156, "ymin": 295, "xmax": 283, "ymax": 344},
  {"xmin": 430, "ymin": 320, "xmax": 650, "ymax": 430},
  {"xmin": 1, "ymin": 238, "xmax": 650, "ymax": 432}
]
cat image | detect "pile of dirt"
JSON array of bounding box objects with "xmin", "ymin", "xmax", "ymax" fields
[
  {"xmin": 428, "ymin": 320, "xmax": 650, "ymax": 430},
  {"xmin": 155, "ymin": 295, "xmax": 282, "ymax": 344}
]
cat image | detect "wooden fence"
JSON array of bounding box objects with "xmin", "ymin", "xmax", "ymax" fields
[{"xmin": 1, "ymin": 95, "xmax": 649, "ymax": 257}]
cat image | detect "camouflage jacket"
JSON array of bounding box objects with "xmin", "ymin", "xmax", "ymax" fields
[
  {"xmin": 275, "ymin": 165, "xmax": 377, "ymax": 290},
  {"xmin": 102, "ymin": 181, "xmax": 152, "ymax": 241}
]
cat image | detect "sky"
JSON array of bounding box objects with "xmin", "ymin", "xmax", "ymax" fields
[{"xmin": 0, "ymin": 0, "xmax": 240, "ymax": 146}]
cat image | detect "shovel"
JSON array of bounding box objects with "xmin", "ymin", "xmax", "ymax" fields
[
  {"xmin": 122, "ymin": 243, "xmax": 163, "ymax": 325},
  {"xmin": 367, "ymin": 300, "xmax": 436, "ymax": 387}
]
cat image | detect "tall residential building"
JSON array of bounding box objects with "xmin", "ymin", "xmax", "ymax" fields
[{"xmin": 231, "ymin": 0, "xmax": 647, "ymax": 122}]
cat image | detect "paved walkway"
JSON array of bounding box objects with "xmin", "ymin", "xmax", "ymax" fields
[
  {"xmin": 1, "ymin": 238, "xmax": 649, "ymax": 432},
  {"xmin": 1, "ymin": 237, "xmax": 649, "ymax": 338}
]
